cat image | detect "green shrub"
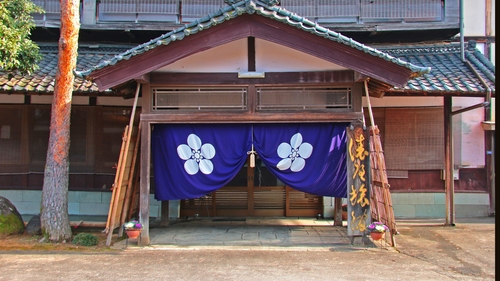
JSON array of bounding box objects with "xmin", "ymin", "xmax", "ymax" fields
[{"xmin": 72, "ymin": 233, "xmax": 98, "ymax": 246}]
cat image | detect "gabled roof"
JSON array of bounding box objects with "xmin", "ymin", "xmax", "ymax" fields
[
  {"xmin": 75, "ymin": 0, "xmax": 430, "ymax": 90},
  {"xmin": 376, "ymin": 41, "xmax": 495, "ymax": 96}
]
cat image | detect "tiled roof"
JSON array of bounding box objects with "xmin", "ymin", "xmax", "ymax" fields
[
  {"xmin": 0, "ymin": 44, "xmax": 133, "ymax": 94},
  {"xmin": 377, "ymin": 41, "xmax": 495, "ymax": 94},
  {"xmin": 75, "ymin": 0, "xmax": 430, "ymax": 79},
  {"xmin": 0, "ymin": 41, "xmax": 494, "ymax": 96}
]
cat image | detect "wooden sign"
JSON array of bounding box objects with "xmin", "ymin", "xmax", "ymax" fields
[{"xmin": 346, "ymin": 124, "xmax": 371, "ymax": 236}]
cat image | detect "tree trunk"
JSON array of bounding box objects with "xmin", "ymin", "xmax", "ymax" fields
[{"xmin": 40, "ymin": 0, "xmax": 80, "ymax": 242}]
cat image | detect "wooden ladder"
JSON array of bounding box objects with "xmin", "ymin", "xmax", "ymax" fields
[
  {"xmin": 104, "ymin": 124, "xmax": 141, "ymax": 246},
  {"xmin": 369, "ymin": 125, "xmax": 397, "ymax": 247},
  {"xmin": 104, "ymin": 84, "xmax": 142, "ymax": 247}
]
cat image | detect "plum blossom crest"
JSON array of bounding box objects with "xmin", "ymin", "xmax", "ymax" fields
[
  {"xmin": 276, "ymin": 133, "xmax": 313, "ymax": 172},
  {"xmin": 177, "ymin": 134, "xmax": 216, "ymax": 175}
]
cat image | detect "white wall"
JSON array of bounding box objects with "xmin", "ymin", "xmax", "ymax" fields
[
  {"xmin": 464, "ymin": 0, "xmax": 486, "ymax": 36},
  {"xmin": 19, "ymin": 95, "xmax": 90, "ymax": 105},
  {"xmin": 157, "ymin": 38, "xmax": 346, "ymax": 73},
  {"xmin": 453, "ymin": 97, "xmax": 487, "ymax": 167}
]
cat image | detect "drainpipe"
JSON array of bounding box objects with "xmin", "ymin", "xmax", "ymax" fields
[{"xmin": 459, "ymin": 0, "xmax": 465, "ymax": 61}]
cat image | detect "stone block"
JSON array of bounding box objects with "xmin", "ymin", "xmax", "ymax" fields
[
  {"xmin": 68, "ymin": 202, "xmax": 80, "ymax": 215},
  {"xmin": 73, "ymin": 191, "xmax": 102, "ymax": 203},
  {"xmin": 393, "ymin": 204, "xmax": 415, "ymax": 218},
  {"xmin": 101, "ymin": 192, "xmax": 112, "ymax": 203},
  {"xmin": 414, "ymin": 204, "xmax": 445, "ymax": 218},
  {"xmin": 0, "ymin": 191, "xmax": 22, "ymax": 202},
  {"xmin": 433, "ymin": 193, "xmax": 446, "ymax": 204},
  {"xmin": 79, "ymin": 203, "xmax": 109, "ymax": 216},
  {"xmin": 455, "ymin": 204, "xmax": 489, "ymax": 217},
  {"xmin": 14, "ymin": 201, "xmax": 41, "ymax": 215},
  {"xmin": 454, "ymin": 193, "xmax": 489, "ymax": 205},
  {"xmin": 22, "ymin": 190, "xmax": 42, "ymax": 202}
]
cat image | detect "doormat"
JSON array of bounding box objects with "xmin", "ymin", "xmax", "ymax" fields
[{"xmin": 212, "ymin": 219, "xmax": 246, "ymax": 222}]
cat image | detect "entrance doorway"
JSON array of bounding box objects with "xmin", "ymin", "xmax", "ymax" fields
[{"xmin": 180, "ymin": 156, "xmax": 323, "ymax": 217}]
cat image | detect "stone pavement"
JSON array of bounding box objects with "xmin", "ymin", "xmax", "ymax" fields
[{"xmin": 113, "ymin": 217, "xmax": 382, "ymax": 251}]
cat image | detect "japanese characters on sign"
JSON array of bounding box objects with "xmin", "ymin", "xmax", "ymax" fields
[{"xmin": 346, "ymin": 125, "xmax": 370, "ymax": 236}]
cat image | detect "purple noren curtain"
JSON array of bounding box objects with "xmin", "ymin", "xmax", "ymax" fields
[
  {"xmin": 152, "ymin": 123, "xmax": 348, "ymax": 200},
  {"xmin": 253, "ymin": 123, "xmax": 348, "ymax": 198},
  {"xmin": 152, "ymin": 124, "xmax": 252, "ymax": 200}
]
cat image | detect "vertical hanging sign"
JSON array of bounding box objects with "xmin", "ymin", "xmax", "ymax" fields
[{"xmin": 346, "ymin": 124, "xmax": 371, "ymax": 236}]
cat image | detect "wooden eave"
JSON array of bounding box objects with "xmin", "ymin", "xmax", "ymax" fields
[
  {"xmin": 88, "ymin": 14, "xmax": 415, "ymax": 91},
  {"xmin": 383, "ymin": 89, "xmax": 496, "ymax": 98}
]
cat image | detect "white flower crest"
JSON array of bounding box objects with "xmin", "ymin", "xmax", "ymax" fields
[
  {"xmin": 177, "ymin": 134, "xmax": 216, "ymax": 175},
  {"xmin": 276, "ymin": 133, "xmax": 313, "ymax": 172}
]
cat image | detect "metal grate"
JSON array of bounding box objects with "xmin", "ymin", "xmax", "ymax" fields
[
  {"xmin": 360, "ymin": 0, "xmax": 442, "ymax": 21},
  {"xmin": 257, "ymin": 87, "xmax": 351, "ymax": 111},
  {"xmin": 180, "ymin": 0, "xmax": 226, "ymax": 22},
  {"xmin": 152, "ymin": 87, "xmax": 247, "ymax": 110},
  {"xmin": 280, "ymin": 0, "xmax": 359, "ymax": 18},
  {"xmin": 98, "ymin": 0, "xmax": 179, "ymax": 22},
  {"xmin": 32, "ymin": 0, "xmax": 61, "ymax": 21}
]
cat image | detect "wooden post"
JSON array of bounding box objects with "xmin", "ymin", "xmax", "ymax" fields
[
  {"xmin": 160, "ymin": 201, "xmax": 170, "ymax": 227},
  {"xmin": 139, "ymin": 121, "xmax": 151, "ymax": 245},
  {"xmin": 346, "ymin": 124, "xmax": 371, "ymax": 240},
  {"xmin": 444, "ymin": 96, "xmax": 455, "ymax": 225},
  {"xmin": 333, "ymin": 197, "xmax": 343, "ymax": 226}
]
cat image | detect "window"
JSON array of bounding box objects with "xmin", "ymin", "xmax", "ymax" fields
[
  {"xmin": 257, "ymin": 87, "xmax": 351, "ymax": 111},
  {"xmin": 152, "ymin": 87, "xmax": 248, "ymax": 110}
]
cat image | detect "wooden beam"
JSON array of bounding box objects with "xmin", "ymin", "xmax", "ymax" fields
[
  {"xmin": 160, "ymin": 201, "xmax": 169, "ymax": 227},
  {"xmin": 333, "ymin": 197, "xmax": 343, "ymax": 226},
  {"xmin": 139, "ymin": 121, "xmax": 151, "ymax": 245},
  {"xmin": 134, "ymin": 73, "xmax": 150, "ymax": 84},
  {"xmin": 248, "ymin": 36, "xmax": 256, "ymax": 72},
  {"xmin": 150, "ymin": 71, "xmax": 355, "ymax": 85},
  {"xmin": 140, "ymin": 111, "xmax": 364, "ymax": 124}
]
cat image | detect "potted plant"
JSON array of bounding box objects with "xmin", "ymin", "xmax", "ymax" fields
[
  {"xmin": 123, "ymin": 219, "xmax": 143, "ymax": 239},
  {"xmin": 367, "ymin": 221, "xmax": 389, "ymax": 241}
]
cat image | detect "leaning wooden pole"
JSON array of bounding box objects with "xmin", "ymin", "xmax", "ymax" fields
[
  {"xmin": 364, "ymin": 80, "xmax": 396, "ymax": 246},
  {"xmin": 118, "ymin": 84, "xmax": 141, "ymax": 237}
]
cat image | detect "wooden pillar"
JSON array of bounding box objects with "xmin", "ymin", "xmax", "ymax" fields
[
  {"xmin": 333, "ymin": 197, "xmax": 343, "ymax": 226},
  {"xmin": 139, "ymin": 121, "xmax": 151, "ymax": 244},
  {"xmin": 444, "ymin": 97, "xmax": 455, "ymax": 225},
  {"xmin": 160, "ymin": 201, "xmax": 170, "ymax": 226},
  {"xmin": 346, "ymin": 123, "xmax": 371, "ymax": 240}
]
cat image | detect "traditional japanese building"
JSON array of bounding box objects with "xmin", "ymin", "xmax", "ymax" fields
[{"xmin": 0, "ymin": 0, "xmax": 495, "ymax": 244}]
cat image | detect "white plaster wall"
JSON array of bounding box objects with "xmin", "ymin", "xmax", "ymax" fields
[
  {"xmin": 362, "ymin": 96, "xmax": 443, "ymax": 107},
  {"xmin": 0, "ymin": 95, "xmax": 24, "ymax": 104},
  {"xmin": 97, "ymin": 96, "xmax": 141, "ymax": 106},
  {"xmin": 157, "ymin": 39, "xmax": 248, "ymax": 72},
  {"xmin": 30, "ymin": 95, "xmax": 89, "ymax": 105},
  {"xmin": 255, "ymin": 39, "xmax": 346, "ymax": 72},
  {"xmin": 464, "ymin": 0, "xmax": 486, "ymax": 36},
  {"xmin": 157, "ymin": 38, "xmax": 346, "ymax": 73},
  {"xmin": 453, "ymin": 97, "xmax": 486, "ymax": 167}
]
